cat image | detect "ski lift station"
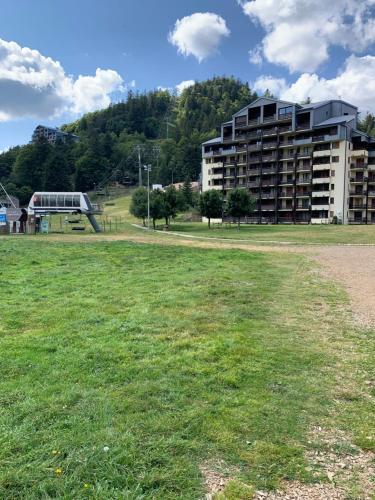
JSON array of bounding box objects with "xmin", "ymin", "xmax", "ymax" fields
[{"xmin": 28, "ymin": 192, "xmax": 102, "ymax": 232}]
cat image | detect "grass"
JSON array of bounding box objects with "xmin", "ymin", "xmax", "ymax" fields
[
  {"xmin": 0, "ymin": 239, "xmax": 373, "ymax": 498},
  {"xmin": 167, "ymin": 221, "xmax": 375, "ymax": 245},
  {"xmin": 36, "ymin": 193, "xmax": 375, "ymax": 246}
]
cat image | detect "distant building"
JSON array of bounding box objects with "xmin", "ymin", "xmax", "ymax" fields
[
  {"xmin": 171, "ymin": 181, "xmax": 200, "ymax": 192},
  {"xmin": 202, "ymin": 97, "xmax": 375, "ymax": 225},
  {"xmin": 31, "ymin": 125, "xmax": 80, "ymax": 145}
]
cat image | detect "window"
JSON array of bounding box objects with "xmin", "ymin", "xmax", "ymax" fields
[
  {"xmin": 65, "ymin": 195, "xmax": 73, "ymax": 207},
  {"xmin": 73, "ymin": 196, "xmax": 80, "ymax": 208},
  {"xmin": 330, "ymin": 211, "xmax": 334, "ymax": 217},
  {"xmin": 331, "ymin": 170, "xmax": 335, "ymax": 176},
  {"xmin": 278, "ymin": 106, "xmax": 293, "ymax": 117},
  {"xmin": 332, "ymin": 142, "xmax": 340, "ymax": 149},
  {"xmin": 57, "ymin": 195, "xmax": 64, "ymax": 206},
  {"xmin": 332, "ymin": 156, "xmax": 339, "ymax": 163},
  {"xmin": 331, "ymin": 184, "xmax": 335, "ymax": 190},
  {"xmin": 208, "ymin": 181, "xmax": 211, "ymax": 186},
  {"xmin": 330, "ymin": 197, "xmax": 334, "ymax": 204}
]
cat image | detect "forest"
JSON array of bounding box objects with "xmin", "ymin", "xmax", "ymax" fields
[
  {"xmin": 1, "ymin": 75, "xmax": 374, "ymax": 206},
  {"xmin": 0, "ymin": 77, "xmax": 257, "ymax": 204}
]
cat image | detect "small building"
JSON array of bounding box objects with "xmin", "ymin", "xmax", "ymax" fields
[
  {"xmin": 170, "ymin": 181, "xmax": 200, "ymax": 192},
  {"xmin": 31, "ymin": 125, "xmax": 80, "ymax": 145}
]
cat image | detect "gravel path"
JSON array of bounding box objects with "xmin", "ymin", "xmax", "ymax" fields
[{"xmin": 311, "ymin": 245, "xmax": 375, "ymax": 328}]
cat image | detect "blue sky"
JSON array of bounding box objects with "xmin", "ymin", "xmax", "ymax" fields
[{"xmin": 1, "ymin": 0, "xmax": 374, "ymax": 151}]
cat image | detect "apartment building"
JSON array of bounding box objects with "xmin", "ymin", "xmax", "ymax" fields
[
  {"xmin": 32, "ymin": 125, "xmax": 80, "ymax": 145},
  {"xmin": 202, "ymin": 97, "xmax": 375, "ymax": 224}
]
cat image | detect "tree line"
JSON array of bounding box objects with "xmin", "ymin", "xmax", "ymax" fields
[
  {"xmin": 130, "ymin": 185, "xmax": 255, "ymax": 230},
  {"xmin": 0, "ymin": 77, "xmax": 257, "ymax": 205}
]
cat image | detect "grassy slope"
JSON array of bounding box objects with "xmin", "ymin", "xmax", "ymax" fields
[{"xmin": 0, "ymin": 240, "xmax": 372, "ymax": 498}]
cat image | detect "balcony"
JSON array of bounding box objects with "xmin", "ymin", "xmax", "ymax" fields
[
  {"xmin": 248, "ymin": 117, "xmax": 261, "ymax": 126},
  {"xmin": 296, "ymin": 204, "xmax": 310, "ymax": 210},
  {"xmin": 312, "ymin": 177, "xmax": 330, "ymax": 184},
  {"xmin": 296, "ymin": 191, "xmax": 311, "ymax": 197},
  {"xmin": 313, "ymin": 149, "xmax": 331, "ymax": 157},
  {"xmin": 263, "ymin": 114, "xmax": 277, "ymax": 123},
  {"xmin": 262, "ymin": 166, "xmax": 277, "ymax": 174},
  {"xmin": 280, "ymin": 150, "xmax": 295, "ymax": 158},
  {"xmin": 312, "ymin": 190, "xmax": 330, "ymax": 197},
  {"xmin": 349, "ymin": 203, "xmax": 366, "ymax": 209},
  {"xmin": 311, "ymin": 204, "xmax": 329, "ymax": 210},
  {"xmin": 279, "ymin": 191, "xmax": 294, "ymax": 198},
  {"xmin": 222, "ymin": 147, "xmax": 236, "ymax": 155},
  {"xmin": 247, "ymin": 130, "xmax": 262, "ymax": 140},
  {"xmin": 296, "ymin": 123, "xmax": 311, "ymax": 131},
  {"xmin": 279, "ymin": 165, "xmax": 295, "ymax": 173},
  {"xmin": 350, "ymin": 162, "xmax": 368, "ymax": 170},
  {"xmin": 247, "ymin": 181, "xmax": 260, "ymax": 188},
  {"xmin": 279, "ymin": 139, "xmax": 294, "ymax": 147},
  {"xmin": 348, "ymin": 217, "xmax": 366, "ymax": 223},
  {"xmin": 351, "ymin": 149, "xmax": 368, "ymax": 159},
  {"xmin": 261, "ymin": 192, "xmax": 276, "ymax": 199},
  {"xmin": 262, "ymin": 180, "xmax": 277, "ymax": 187},
  {"xmin": 297, "ymin": 164, "xmax": 311, "ymax": 171},
  {"xmin": 249, "ymin": 156, "xmax": 261, "ymax": 164},
  {"xmin": 294, "ymin": 137, "xmax": 312, "ymax": 146},
  {"xmin": 349, "ymin": 189, "xmax": 366, "ymax": 196},
  {"xmin": 263, "ymin": 127, "xmax": 278, "ymax": 137},
  {"xmin": 279, "ymin": 179, "xmax": 294, "ymax": 185},
  {"xmin": 279, "ymin": 125, "xmax": 293, "ymax": 133},
  {"xmin": 350, "ymin": 176, "xmax": 366, "ymax": 183},
  {"xmin": 296, "ymin": 177, "xmax": 311, "ymax": 184},
  {"xmin": 262, "ymin": 142, "xmax": 278, "ymax": 149},
  {"xmin": 248, "ymin": 144, "xmax": 261, "ymax": 152},
  {"xmin": 262, "ymin": 157, "xmax": 277, "ymax": 164},
  {"xmin": 248, "ymin": 169, "xmax": 260, "ymax": 175},
  {"xmin": 368, "ymin": 190, "xmax": 375, "ymax": 197}
]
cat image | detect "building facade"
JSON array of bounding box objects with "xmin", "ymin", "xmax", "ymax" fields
[
  {"xmin": 32, "ymin": 125, "xmax": 80, "ymax": 145},
  {"xmin": 202, "ymin": 97, "xmax": 375, "ymax": 224}
]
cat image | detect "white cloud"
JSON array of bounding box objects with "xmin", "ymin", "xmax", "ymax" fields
[
  {"xmin": 253, "ymin": 55, "xmax": 375, "ymax": 113},
  {"xmin": 176, "ymin": 80, "xmax": 195, "ymax": 94},
  {"xmin": 249, "ymin": 45, "xmax": 263, "ymax": 65},
  {"xmin": 0, "ymin": 38, "xmax": 125, "ymax": 122},
  {"xmin": 240, "ymin": 0, "xmax": 375, "ymax": 72},
  {"xmin": 168, "ymin": 12, "xmax": 230, "ymax": 62}
]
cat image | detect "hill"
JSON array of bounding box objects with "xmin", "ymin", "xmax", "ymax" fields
[{"xmin": 0, "ymin": 77, "xmax": 257, "ymax": 204}]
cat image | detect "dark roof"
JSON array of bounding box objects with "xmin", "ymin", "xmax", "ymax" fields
[
  {"xmin": 315, "ymin": 115, "xmax": 356, "ymax": 127},
  {"xmin": 202, "ymin": 137, "xmax": 222, "ymax": 146}
]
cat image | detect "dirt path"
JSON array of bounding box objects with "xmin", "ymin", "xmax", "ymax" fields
[{"xmin": 311, "ymin": 245, "xmax": 375, "ymax": 328}]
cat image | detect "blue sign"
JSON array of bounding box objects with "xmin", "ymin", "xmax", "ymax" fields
[{"xmin": 0, "ymin": 213, "xmax": 7, "ymax": 225}]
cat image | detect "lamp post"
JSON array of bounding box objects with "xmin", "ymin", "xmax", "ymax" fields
[{"xmin": 144, "ymin": 164, "xmax": 152, "ymax": 230}]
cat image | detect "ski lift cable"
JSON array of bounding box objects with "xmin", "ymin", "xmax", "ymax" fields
[{"xmin": 0, "ymin": 182, "xmax": 17, "ymax": 208}]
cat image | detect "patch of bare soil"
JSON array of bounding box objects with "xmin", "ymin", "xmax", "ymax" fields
[
  {"xmin": 200, "ymin": 460, "xmax": 237, "ymax": 499},
  {"xmin": 254, "ymin": 427, "xmax": 374, "ymax": 500},
  {"xmin": 312, "ymin": 246, "xmax": 375, "ymax": 329}
]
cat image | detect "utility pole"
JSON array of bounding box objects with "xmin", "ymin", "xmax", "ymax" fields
[
  {"xmin": 136, "ymin": 145, "xmax": 143, "ymax": 187},
  {"xmin": 144, "ymin": 164, "xmax": 152, "ymax": 230}
]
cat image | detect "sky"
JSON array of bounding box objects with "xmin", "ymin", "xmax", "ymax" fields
[{"xmin": 1, "ymin": 0, "xmax": 375, "ymax": 151}]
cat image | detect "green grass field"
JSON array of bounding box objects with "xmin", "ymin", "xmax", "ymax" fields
[
  {"xmin": 38, "ymin": 194, "xmax": 375, "ymax": 246},
  {"xmin": 0, "ymin": 239, "xmax": 373, "ymax": 498},
  {"xmin": 167, "ymin": 221, "xmax": 375, "ymax": 245}
]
